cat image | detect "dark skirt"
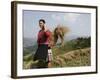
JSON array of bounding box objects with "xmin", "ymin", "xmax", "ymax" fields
[{"xmin": 33, "ymin": 44, "xmax": 48, "ymax": 61}]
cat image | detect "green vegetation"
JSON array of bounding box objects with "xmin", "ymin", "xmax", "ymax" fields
[
  {"xmin": 23, "ymin": 37, "xmax": 91, "ymax": 69},
  {"xmin": 52, "ymin": 37, "xmax": 90, "ymax": 56}
]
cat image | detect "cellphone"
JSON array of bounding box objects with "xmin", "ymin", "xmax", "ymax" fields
[{"xmin": 42, "ymin": 25, "xmax": 45, "ymax": 30}]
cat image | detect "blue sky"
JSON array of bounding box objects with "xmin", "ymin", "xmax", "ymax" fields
[{"xmin": 23, "ymin": 10, "xmax": 91, "ymax": 39}]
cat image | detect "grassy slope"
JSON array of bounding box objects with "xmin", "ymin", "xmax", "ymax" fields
[
  {"xmin": 52, "ymin": 48, "xmax": 90, "ymax": 68},
  {"xmin": 23, "ymin": 37, "xmax": 91, "ymax": 69}
]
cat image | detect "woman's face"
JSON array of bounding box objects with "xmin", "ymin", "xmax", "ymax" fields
[{"xmin": 39, "ymin": 21, "xmax": 44, "ymax": 29}]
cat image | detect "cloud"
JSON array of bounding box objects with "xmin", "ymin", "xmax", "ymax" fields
[
  {"xmin": 64, "ymin": 13, "xmax": 81, "ymax": 22},
  {"xmin": 51, "ymin": 13, "xmax": 81, "ymax": 24},
  {"xmin": 51, "ymin": 14, "xmax": 62, "ymax": 21}
]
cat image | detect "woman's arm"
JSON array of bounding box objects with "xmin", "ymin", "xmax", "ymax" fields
[
  {"xmin": 45, "ymin": 30, "xmax": 51, "ymax": 37},
  {"xmin": 43, "ymin": 25, "xmax": 51, "ymax": 37}
]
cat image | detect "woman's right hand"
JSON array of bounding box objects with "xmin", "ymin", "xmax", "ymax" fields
[{"xmin": 44, "ymin": 24, "xmax": 48, "ymax": 32}]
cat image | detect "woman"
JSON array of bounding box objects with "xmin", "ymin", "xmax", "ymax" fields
[{"xmin": 33, "ymin": 19, "xmax": 53, "ymax": 68}]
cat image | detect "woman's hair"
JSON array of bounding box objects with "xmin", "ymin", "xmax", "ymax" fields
[{"xmin": 39, "ymin": 19, "xmax": 46, "ymax": 23}]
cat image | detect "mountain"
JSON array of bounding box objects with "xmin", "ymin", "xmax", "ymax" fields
[
  {"xmin": 64, "ymin": 35, "xmax": 90, "ymax": 41},
  {"xmin": 23, "ymin": 38, "xmax": 37, "ymax": 48},
  {"xmin": 64, "ymin": 35, "xmax": 78, "ymax": 41}
]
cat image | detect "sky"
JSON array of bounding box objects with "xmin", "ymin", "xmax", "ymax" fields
[{"xmin": 23, "ymin": 10, "xmax": 91, "ymax": 39}]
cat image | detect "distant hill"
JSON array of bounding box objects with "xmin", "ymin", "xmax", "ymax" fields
[
  {"xmin": 23, "ymin": 38, "xmax": 37, "ymax": 48},
  {"xmin": 23, "ymin": 38, "xmax": 38, "ymax": 56},
  {"xmin": 23, "ymin": 44, "xmax": 38, "ymax": 56},
  {"xmin": 64, "ymin": 35, "xmax": 90, "ymax": 41},
  {"xmin": 23, "ymin": 36, "xmax": 90, "ymax": 47}
]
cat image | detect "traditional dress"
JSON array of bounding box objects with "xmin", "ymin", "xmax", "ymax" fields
[{"xmin": 33, "ymin": 29, "xmax": 53, "ymax": 63}]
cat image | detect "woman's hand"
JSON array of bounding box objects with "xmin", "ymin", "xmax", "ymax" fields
[{"xmin": 44, "ymin": 24, "xmax": 48, "ymax": 32}]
